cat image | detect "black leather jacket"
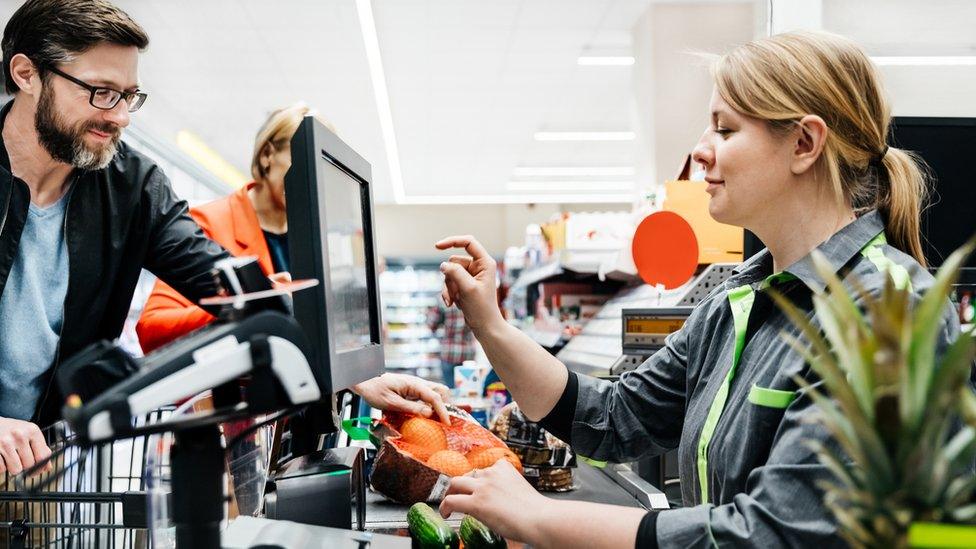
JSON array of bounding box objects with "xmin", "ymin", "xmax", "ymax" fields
[{"xmin": 0, "ymin": 101, "xmax": 229, "ymax": 427}]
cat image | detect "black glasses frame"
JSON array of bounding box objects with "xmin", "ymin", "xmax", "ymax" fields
[{"xmin": 44, "ymin": 65, "xmax": 148, "ymax": 113}]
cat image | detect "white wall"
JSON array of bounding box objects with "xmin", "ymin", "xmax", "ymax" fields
[
  {"xmin": 374, "ymin": 202, "xmax": 629, "ymax": 258},
  {"xmin": 632, "ymin": 2, "xmax": 759, "ymax": 188},
  {"xmin": 774, "ymin": 0, "xmax": 976, "ymax": 117}
]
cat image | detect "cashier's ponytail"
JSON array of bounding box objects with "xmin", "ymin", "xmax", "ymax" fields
[{"xmin": 711, "ymin": 30, "xmax": 929, "ymax": 266}]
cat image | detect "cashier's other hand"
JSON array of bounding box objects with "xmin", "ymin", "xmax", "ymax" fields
[
  {"xmin": 440, "ymin": 459, "xmax": 544, "ymax": 543},
  {"xmin": 434, "ymin": 235, "xmax": 503, "ymax": 331},
  {"xmin": 0, "ymin": 417, "xmax": 52, "ymax": 476},
  {"xmin": 352, "ymin": 373, "xmax": 452, "ymax": 424}
]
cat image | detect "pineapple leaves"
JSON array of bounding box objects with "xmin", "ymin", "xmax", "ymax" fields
[{"xmin": 770, "ymin": 237, "xmax": 976, "ymax": 546}]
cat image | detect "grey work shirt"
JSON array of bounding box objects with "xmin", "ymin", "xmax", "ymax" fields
[{"xmin": 540, "ymin": 210, "xmax": 961, "ymax": 548}]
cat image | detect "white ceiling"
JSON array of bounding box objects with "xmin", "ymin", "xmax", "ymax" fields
[
  {"xmin": 2, "ymin": 0, "xmax": 973, "ymax": 204},
  {"xmin": 0, "ymin": 0, "xmax": 658, "ymax": 204}
]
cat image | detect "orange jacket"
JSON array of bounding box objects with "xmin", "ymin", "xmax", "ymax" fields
[{"xmin": 136, "ymin": 184, "xmax": 275, "ymax": 353}]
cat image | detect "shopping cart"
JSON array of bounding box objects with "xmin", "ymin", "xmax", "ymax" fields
[{"xmin": 0, "ymin": 408, "xmax": 174, "ymax": 549}]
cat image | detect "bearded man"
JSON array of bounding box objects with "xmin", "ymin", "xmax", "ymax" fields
[
  {"xmin": 0, "ymin": 0, "xmax": 459, "ymax": 479},
  {"xmin": 0, "ymin": 0, "xmax": 230, "ymax": 472}
]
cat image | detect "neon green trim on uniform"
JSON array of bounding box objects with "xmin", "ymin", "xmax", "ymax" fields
[
  {"xmin": 696, "ymin": 272, "xmax": 797, "ymax": 503},
  {"xmin": 758, "ymin": 271, "xmax": 796, "ymax": 291},
  {"xmin": 696, "ymin": 284, "xmax": 753, "ymax": 504},
  {"xmin": 694, "ymin": 232, "xmax": 905, "ymax": 503},
  {"xmin": 861, "ymin": 232, "xmax": 912, "ymax": 291},
  {"xmin": 748, "ymin": 385, "xmax": 797, "ymax": 409}
]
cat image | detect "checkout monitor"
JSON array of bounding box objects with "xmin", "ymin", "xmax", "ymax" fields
[
  {"xmin": 285, "ymin": 116, "xmax": 385, "ymax": 394},
  {"xmin": 889, "ymin": 117, "xmax": 976, "ymax": 281}
]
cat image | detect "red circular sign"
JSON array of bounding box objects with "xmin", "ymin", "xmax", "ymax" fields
[{"xmin": 631, "ymin": 211, "xmax": 698, "ymax": 289}]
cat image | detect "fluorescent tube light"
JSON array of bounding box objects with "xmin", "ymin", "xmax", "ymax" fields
[
  {"xmin": 175, "ymin": 130, "xmax": 247, "ymax": 189},
  {"xmin": 356, "ymin": 0, "xmax": 407, "ymax": 203}
]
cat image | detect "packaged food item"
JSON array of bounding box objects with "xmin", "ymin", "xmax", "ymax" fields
[
  {"xmin": 454, "ymin": 362, "xmax": 489, "ymax": 397},
  {"xmin": 485, "ymin": 381, "xmax": 511, "ymax": 423},
  {"xmin": 452, "ymin": 396, "xmax": 490, "ymax": 428},
  {"xmin": 490, "ymin": 402, "xmax": 576, "ymax": 492},
  {"xmin": 369, "ymin": 406, "xmax": 522, "ymax": 504}
]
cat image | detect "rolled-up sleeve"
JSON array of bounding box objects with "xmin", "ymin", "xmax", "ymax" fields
[{"xmin": 554, "ymin": 302, "xmax": 699, "ymax": 463}]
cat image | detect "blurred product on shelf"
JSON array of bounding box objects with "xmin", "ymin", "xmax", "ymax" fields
[
  {"xmin": 485, "ymin": 380, "xmax": 511, "ymax": 424},
  {"xmin": 380, "ymin": 265, "xmax": 443, "ymax": 380},
  {"xmin": 453, "ymin": 362, "xmax": 489, "ymax": 397},
  {"xmin": 662, "ymin": 155, "xmax": 744, "ymax": 265},
  {"xmin": 952, "ymin": 283, "xmax": 975, "ymax": 327}
]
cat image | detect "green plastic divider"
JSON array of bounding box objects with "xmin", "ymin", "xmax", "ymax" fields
[{"xmin": 341, "ymin": 416, "xmax": 374, "ymax": 441}]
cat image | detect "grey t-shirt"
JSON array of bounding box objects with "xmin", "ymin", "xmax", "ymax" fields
[{"xmin": 0, "ymin": 188, "xmax": 71, "ymax": 420}]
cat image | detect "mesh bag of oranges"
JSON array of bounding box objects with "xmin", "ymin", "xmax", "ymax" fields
[{"xmin": 369, "ymin": 407, "xmax": 523, "ymax": 504}]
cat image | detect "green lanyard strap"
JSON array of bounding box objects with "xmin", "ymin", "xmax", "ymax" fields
[
  {"xmin": 696, "ymin": 278, "xmax": 779, "ymax": 504},
  {"xmin": 694, "ymin": 231, "xmax": 905, "ymax": 504}
]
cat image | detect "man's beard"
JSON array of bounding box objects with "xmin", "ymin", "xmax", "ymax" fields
[{"xmin": 35, "ymin": 85, "xmax": 122, "ymax": 171}]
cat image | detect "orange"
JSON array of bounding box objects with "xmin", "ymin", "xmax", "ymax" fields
[
  {"xmin": 395, "ymin": 441, "xmax": 435, "ymax": 462},
  {"xmin": 426, "ymin": 450, "xmax": 473, "ymax": 477},
  {"xmin": 457, "ymin": 420, "xmax": 500, "ymax": 448},
  {"xmin": 400, "ymin": 417, "xmax": 447, "ymax": 451},
  {"xmin": 466, "ymin": 447, "xmax": 523, "ymax": 473}
]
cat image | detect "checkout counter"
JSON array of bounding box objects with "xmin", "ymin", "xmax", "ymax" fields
[{"xmin": 49, "ymin": 117, "xmax": 714, "ymax": 547}]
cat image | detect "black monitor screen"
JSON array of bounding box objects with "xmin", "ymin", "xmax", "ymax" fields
[
  {"xmin": 286, "ymin": 116, "xmax": 385, "ymax": 395},
  {"xmin": 890, "ymin": 117, "xmax": 976, "ymax": 272},
  {"xmin": 322, "ymin": 159, "xmax": 372, "ymax": 352}
]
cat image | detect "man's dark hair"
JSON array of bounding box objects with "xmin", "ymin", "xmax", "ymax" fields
[{"xmin": 2, "ymin": 0, "xmax": 149, "ymax": 94}]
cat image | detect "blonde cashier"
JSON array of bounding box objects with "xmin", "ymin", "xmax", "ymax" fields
[{"xmin": 435, "ymin": 31, "xmax": 959, "ymax": 549}]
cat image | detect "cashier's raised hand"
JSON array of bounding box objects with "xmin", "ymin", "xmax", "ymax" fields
[
  {"xmin": 352, "ymin": 373, "xmax": 452, "ymax": 424},
  {"xmin": 0, "ymin": 417, "xmax": 52, "ymax": 476},
  {"xmin": 440, "ymin": 459, "xmax": 547, "ymax": 544},
  {"xmin": 435, "ymin": 235, "xmax": 504, "ymax": 332}
]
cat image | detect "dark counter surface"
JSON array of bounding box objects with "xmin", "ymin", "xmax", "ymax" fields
[{"xmin": 364, "ymin": 461, "xmax": 645, "ymax": 530}]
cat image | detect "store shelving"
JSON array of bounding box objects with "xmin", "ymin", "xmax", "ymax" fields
[{"xmin": 380, "ymin": 263, "xmax": 444, "ymax": 380}]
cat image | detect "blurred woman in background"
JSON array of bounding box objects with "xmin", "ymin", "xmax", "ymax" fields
[{"xmin": 137, "ymin": 102, "xmax": 451, "ymax": 422}]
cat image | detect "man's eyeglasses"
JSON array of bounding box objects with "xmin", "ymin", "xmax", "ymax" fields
[{"xmin": 45, "ymin": 66, "xmax": 148, "ymax": 113}]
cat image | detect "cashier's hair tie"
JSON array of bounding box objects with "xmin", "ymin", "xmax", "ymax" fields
[{"xmin": 869, "ymin": 145, "xmax": 889, "ymax": 170}]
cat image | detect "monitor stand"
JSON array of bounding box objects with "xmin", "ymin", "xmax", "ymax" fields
[{"xmin": 171, "ymin": 425, "xmax": 225, "ymax": 549}]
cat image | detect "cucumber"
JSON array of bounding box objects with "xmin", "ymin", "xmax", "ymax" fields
[
  {"xmin": 459, "ymin": 515, "xmax": 507, "ymax": 549},
  {"xmin": 407, "ymin": 502, "xmax": 459, "ymax": 549}
]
